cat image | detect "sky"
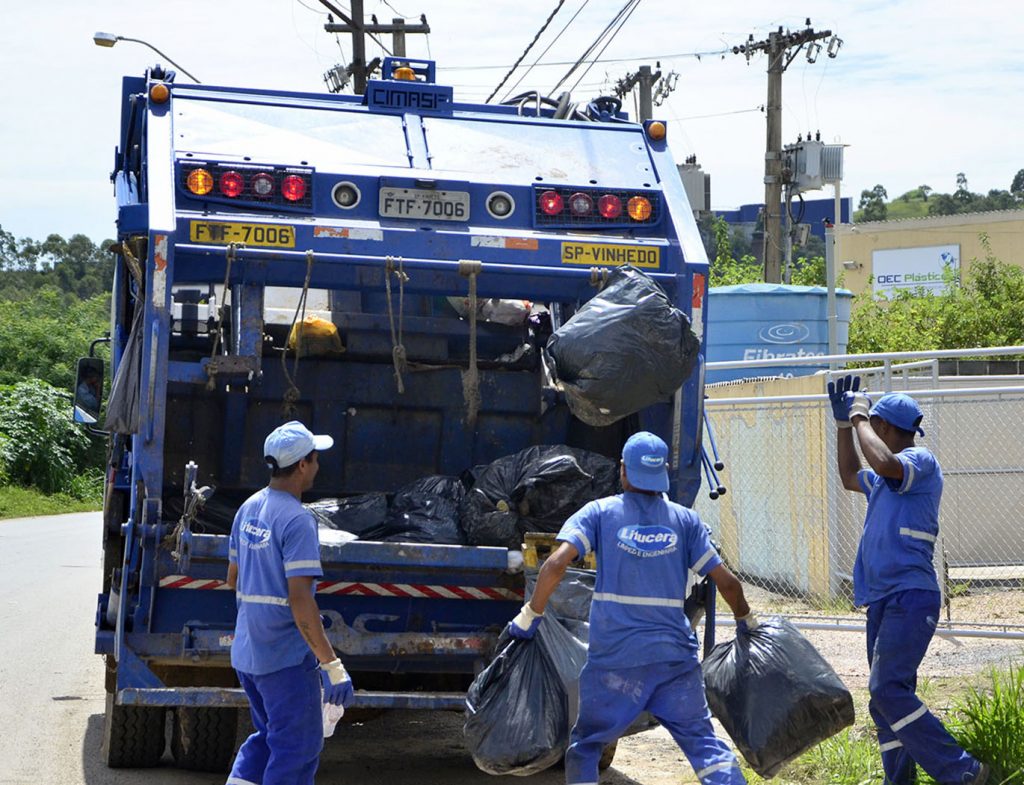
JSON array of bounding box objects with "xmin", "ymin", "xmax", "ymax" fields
[{"xmin": 2, "ymin": 0, "xmax": 1022, "ymax": 242}]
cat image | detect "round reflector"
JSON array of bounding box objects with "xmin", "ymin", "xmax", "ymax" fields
[
  {"xmin": 539, "ymin": 190, "xmax": 563, "ymax": 216},
  {"xmin": 251, "ymin": 173, "xmax": 275, "ymax": 197},
  {"xmin": 149, "ymin": 83, "xmax": 170, "ymax": 104},
  {"xmin": 186, "ymin": 169, "xmax": 214, "ymax": 196},
  {"xmin": 393, "ymin": 67, "xmax": 416, "ymax": 81},
  {"xmin": 332, "ymin": 182, "xmax": 360, "ymax": 209},
  {"xmin": 219, "ymin": 171, "xmax": 244, "ymax": 198},
  {"xmin": 487, "ymin": 192, "xmax": 514, "ymax": 219},
  {"xmin": 627, "ymin": 195, "xmax": 653, "ymax": 221},
  {"xmin": 282, "ymin": 174, "xmax": 307, "ymax": 202},
  {"xmin": 568, "ymin": 192, "xmax": 594, "ymax": 216},
  {"xmin": 598, "ymin": 194, "xmax": 623, "ymax": 219}
]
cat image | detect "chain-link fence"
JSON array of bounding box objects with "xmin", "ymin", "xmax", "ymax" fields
[{"xmin": 695, "ymin": 362, "xmax": 1024, "ymax": 634}]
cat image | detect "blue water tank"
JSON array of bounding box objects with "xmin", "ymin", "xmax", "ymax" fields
[{"xmin": 706, "ymin": 284, "xmax": 853, "ymax": 383}]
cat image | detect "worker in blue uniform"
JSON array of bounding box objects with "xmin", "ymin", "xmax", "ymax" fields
[
  {"xmin": 510, "ymin": 431, "xmax": 754, "ymax": 785},
  {"xmin": 225, "ymin": 421, "xmax": 354, "ymax": 785},
  {"xmin": 830, "ymin": 376, "xmax": 989, "ymax": 785}
]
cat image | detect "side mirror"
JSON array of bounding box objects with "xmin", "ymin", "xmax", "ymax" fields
[{"xmin": 73, "ymin": 357, "xmax": 105, "ymax": 425}]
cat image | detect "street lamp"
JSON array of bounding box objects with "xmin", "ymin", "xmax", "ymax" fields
[{"xmin": 93, "ymin": 31, "xmax": 202, "ymax": 83}]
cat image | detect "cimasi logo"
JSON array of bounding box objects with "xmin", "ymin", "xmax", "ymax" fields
[
  {"xmin": 616, "ymin": 524, "xmax": 678, "ymax": 558},
  {"xmin": 241, "ymin": 519, "xmax": 271, "ymax": 550},
  {"xmin": 640, "ymin": 453, "xmax": 664, "ymax": 468}
]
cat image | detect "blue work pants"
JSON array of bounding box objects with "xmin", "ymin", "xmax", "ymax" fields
[
  {"xmin": 565, "ymin": 660, "xmax": 745, "ymax": 785},
  {"xmin": 867, "ymin": 589, "xmax": 980, "ymax": 785},
  {"xmin": 226, "ymin": 654, "xmax": 324, "ymax": 785}
]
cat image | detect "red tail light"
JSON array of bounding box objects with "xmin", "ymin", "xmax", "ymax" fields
[
  {"xmin": 539, "ymin": 190, "xmax": 564, "ymax": 215},
  {"xmin": 219, "ymin": 171, "xmax": 244, "ymax": 198},
  {"xmin": 282, "ymin": 174, "xmax": 307, "ymax": 202},
  {"xmin": 598, "ymin": 194, "xmax": 623, "ymax": 219}
]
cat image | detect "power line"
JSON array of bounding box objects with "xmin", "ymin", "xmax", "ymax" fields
[
  {"xmin": 486, "ymin": 0, "xmax": 566, "ymax": 103},
  {"xmin": 551, "ymin": 0, "xmax": 640, "ymax": 95},
  {"xmin": 499, "ymin": 0, "xmax": 592, "ymax": 103},
  {"xmin": 443, "ymin": 46, "xmax": 733, "ymax": 72},
  {"xmin": 565, "ymin": 0, "xmax": 642, "ymax": 95}
]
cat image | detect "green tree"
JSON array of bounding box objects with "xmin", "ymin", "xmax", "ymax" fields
[
  {"xmin": 919, "ymin": 184, "xmax": 932, "ymax": 201},
  {"xmin": 0, "ymin": 289, "xmax": 110, "ymax": 389},
  {"xmin": 1011, "ymin": 169, "xmax": 1024, "ymax": 198},
  {"xmin": 858, "ymin": 184, "xmax": 888, "ymax": 221},
  {"xmin": 707, "ymin": 217, "xmax": 761, "ymax": 286},
  {"xmin": 0, "ymin": 380, "xmax": 94, "ymax": 493}
]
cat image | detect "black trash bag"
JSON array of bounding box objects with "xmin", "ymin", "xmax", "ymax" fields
[
  {"xmin": 464, "ymin": 615, "xmax": 588, "ymax": 776},
  {"xmin": 460, "ymin": 446, "xmax": 620, "ymax": 548},
  {"xmin": 523, "ymin": 568, "xmax": 659, "ymax": 739},
  {"xmin": 702, "ymin": 618, "xmax": 855, "ymax": 778},
  {"xmin": 379, "ymin": 475, "xmax": 466, "ymax": 545},
  {"xmin": 545, "ymin": 265, "xmax": 701, "ymax": 427},
  {"xmin": 163, "ymin": 493, "xmax": 240, "ymax": 535},
  {"xmin": 306, "ymin": 493, "xmax": 388, "ymax": 536}
]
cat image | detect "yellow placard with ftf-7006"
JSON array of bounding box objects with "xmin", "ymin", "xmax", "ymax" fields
[
  {"xmin": 560, "ymin": 242, "xmax": 660, "ymax": 269},
  {"xmin": 189, "ymin": 221, "xmax": 295, "ymax": 248}
]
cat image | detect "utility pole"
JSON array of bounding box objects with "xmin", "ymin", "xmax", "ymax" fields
[
  {"xmin": 320, "ymin": 0, "xmax": 430, "ymax": 94},
  {"xmin": 614, "ymin": 64, "xmax": 662, "ymax": 122},
  {"xmin": 732, "ymin": 21, "xmax": 839, "ymax": 283}
]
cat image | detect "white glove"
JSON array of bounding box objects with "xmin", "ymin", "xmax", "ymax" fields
[
  {"xmin": 508, "ymin": 603, "xmax": 544, "ymax": 639},
  {"xmin": 320, "ymin": 658, "xmax": 354, "ymax": 707},
  {"xmin": 849, "ymin": 394, "xmax": 871, "ymax": 423},
  {"xmin": 736, "ymin": 611, "xmax": 760, "ymax": 634}
]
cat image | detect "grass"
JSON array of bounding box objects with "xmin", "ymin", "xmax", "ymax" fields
[{"xmin": 0, "ymin": 483, "xmax": 101, "ymax": 519}]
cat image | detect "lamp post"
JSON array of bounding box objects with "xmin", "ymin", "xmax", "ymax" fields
[{"xmin": 93, "ymin": 32, "xmax": 201, "ymax": 83}]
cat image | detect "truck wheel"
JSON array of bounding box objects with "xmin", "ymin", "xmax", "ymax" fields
[
  {"xmin": 598, "ymin": 740, "xmax": 618, "ymax": 771},
  {"xmin": 102, "ymin": 693, "xmax": 166, "ymax": 768},
  {"xmin": 171, "ymin": 706, "xmax": 239, "ymax": 773}
]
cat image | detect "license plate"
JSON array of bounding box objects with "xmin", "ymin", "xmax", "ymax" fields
[
  {"xmin": 189, "ymin": 221, "xmax": 296, "ymax": 248},
  {"xmin": 560, "ymin": 242, "xmax": 660, "ymax": 269},
  {"xmin": 379, "ymin": 188, "xmax": 470, "ymax": 221}
]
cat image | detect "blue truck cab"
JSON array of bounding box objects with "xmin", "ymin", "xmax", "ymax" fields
[{"xmin": 86, "ymin": 58, "xmax": 711, "ymax": 770}]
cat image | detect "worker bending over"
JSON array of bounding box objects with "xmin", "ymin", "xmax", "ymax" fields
[{"xmin": 510, "ymin": 431, "xmax": 753, "ymax": 785}]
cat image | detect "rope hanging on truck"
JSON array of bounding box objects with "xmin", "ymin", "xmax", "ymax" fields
[
  {"xmin": 385, "ymin": 255, "xmax": 409, "ymax": 394},
  {"xmin": 280, "ymin": 250, "xmax": 315, "ymax": 415},
  {"xmin": 459, "ymin": 260, "xmax": 483, "ymax": 427},
  {"xmin": 206, "ymin": 243, "xmax": 238, "ymax": 391}
]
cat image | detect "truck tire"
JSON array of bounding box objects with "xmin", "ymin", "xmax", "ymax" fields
[
  {"xmin": 171, "ymin": 706, "xmax": 239, "ymax": 773},
  {"xmin": 598, "ymin": 740, "xmax": 618, "ymax": 771},
  {"xmin": 102, "ymin": 693, "xmax": 166, "ymax": 768}
]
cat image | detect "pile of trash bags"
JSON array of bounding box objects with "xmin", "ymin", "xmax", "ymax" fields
[
  {"xmin": 308, "ymin": 444, "xmax": 619, "ymax": 549},
  {"xmin": 459, "ymin": 445, "xmax": 620, "ymax": 549},
  {"xmin": 545, "ymin": 265, "xmax": 701, "ymax": 427},
  {"xmin": 703, "ymin": 617, "xmax": 855, "ymax": 778}
]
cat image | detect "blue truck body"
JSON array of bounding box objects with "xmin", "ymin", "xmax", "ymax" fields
[{"xmin": 90, "ymin": 59, "xmax": 711, "ymax": 769}]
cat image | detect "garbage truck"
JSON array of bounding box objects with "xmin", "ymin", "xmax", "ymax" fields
[{"xmin": 76, "ymin": 58, "xmax": 713, "ymax": 772}]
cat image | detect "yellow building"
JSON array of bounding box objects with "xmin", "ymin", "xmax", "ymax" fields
[{"xmin": 834, "ymin": 209, "xmax": 1024, "ymax": 297}]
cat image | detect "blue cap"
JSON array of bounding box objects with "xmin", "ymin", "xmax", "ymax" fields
[
  {"xmin": 264, "ymin": 421, "xmax": 333, "ymax": 469},
  {"xmin": 869, "ymin": 393, "xmax": 925, "ymax": 436},
  {"xmin": 622, "ymin": 432, "xmax": 670, "ymax": 492}
]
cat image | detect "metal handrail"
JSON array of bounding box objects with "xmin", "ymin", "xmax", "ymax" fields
[{"xmin": 707, "ymin": 345, "xmax": 1024, "ymax": 371}]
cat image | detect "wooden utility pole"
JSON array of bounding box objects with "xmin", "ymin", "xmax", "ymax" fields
[
  {"xmin": 732, "ymin": 23, "xmax": 837, "ymax": 282},
  {"xmin": 320, "ymin": 0, "xmax": 430, "ymax": 94},
  {"xmin": 614, "ymin": 65, "xmax": 662, "ymax": 122}
]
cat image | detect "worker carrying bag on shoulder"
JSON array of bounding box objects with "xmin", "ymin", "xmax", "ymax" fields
[
  {"xmin": 545, "ymin": 265, "xmax": 700, "ymax": 427},
  {"xmin": 464, "ymin": 615, "xmax": 587, "ymax": 776},
  {"xmin": 702, "ymin": 617, "xmax": 855, "ymax": 779}
]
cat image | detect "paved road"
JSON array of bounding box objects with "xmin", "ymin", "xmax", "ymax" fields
[{"xmin": 0, "ymin": 513, "xmax": 676, "ymax": 785}]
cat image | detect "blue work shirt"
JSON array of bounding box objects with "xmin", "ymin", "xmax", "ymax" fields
[
  {"xmin": 229, "ymin": 487, "xmax": 323, "ymax": 675},
  {"xmin": 557, "ymin": 492, "xmax": 722, "ymax": 669},
  {"xmin": 853, "ymin": 446, "xmax": 942, "ymax": 607}
]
